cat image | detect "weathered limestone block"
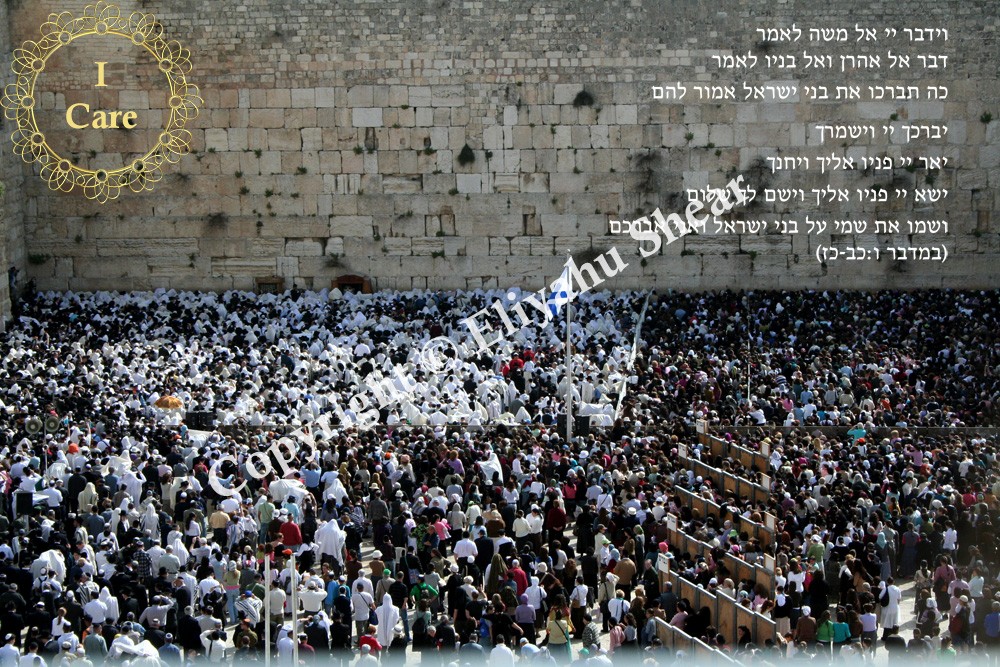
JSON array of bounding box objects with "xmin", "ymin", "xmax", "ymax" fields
[
  {"xmin": 284, "ymin": 239, "xmax": 324, "ymax": 256},
  {"xmin": 352, "ymin": 108, "xmax": 383, "ymax": 127}
]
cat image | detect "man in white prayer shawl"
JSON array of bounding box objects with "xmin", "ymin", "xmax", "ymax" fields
[
  {"xmin": 374, "ymin": 593, "xmax": 399, "ymax": 648},
  {"xmin": 315, "ymin": 520, "xmax": 346, "ymax": 567},
  {"xmin": 478, "ymin": 449, "xmax": 503, "ymax": 487},
  {"xmin": 322, "ymin": 472, "xmax": 349, "ymax": 505}
]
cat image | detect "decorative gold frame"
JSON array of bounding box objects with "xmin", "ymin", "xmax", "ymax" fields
[{"xmin": 0, "ymin": 1, "xmax": 202, "ymax": 203}]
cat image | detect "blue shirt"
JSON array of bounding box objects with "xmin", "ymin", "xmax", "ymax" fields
[
  {"xmin": 303, "ymin": 468, "xmax": 321, "ymax": 489},
  {"xmin": 985, "ymin": 612, "xmax": 1000, "ymax": 638}
]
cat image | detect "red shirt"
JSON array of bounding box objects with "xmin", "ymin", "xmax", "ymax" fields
[
  {"xmin": 359, "ymin": 635, "xmax": 383, "ymax": 653},
  {"xmin": 509, "ymin": 567, "xmax": 529, "ymax": 596},
  {"xmin": 279, "ymin": 521, "xmax": 302, "ymax": 546}
]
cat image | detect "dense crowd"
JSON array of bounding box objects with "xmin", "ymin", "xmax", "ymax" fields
[{"xmin": 0, "ymin": 287, "xmax": 996, "ymax": 667}]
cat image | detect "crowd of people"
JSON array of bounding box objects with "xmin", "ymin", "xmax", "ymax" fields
[{"xmin": 0, "ymin": 286, "xmax": 996, "ymax": 667}]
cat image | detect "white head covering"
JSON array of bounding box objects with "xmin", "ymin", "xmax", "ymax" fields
[{"xmin": 374, "ymin": 594, "xmax": 399, "ymax": 647}]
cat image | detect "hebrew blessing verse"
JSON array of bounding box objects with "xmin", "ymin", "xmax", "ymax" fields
[{"xmin": 635, "ymin": 24, "xmax": 959, "ymax": 264}]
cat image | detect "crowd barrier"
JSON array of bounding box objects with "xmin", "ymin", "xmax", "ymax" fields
[
  {"xmin": 653, "ymin": 618, "xmax": 738, "ymax": 664},
  {"xmin": 699, "ymin": 432, "xmax": 771, "ymax": 475},
  {"xmin": 662, "ymin": 513, "xmax": 776, "ymax": 593},
  {"xmin": 716, "ymin": 425, "xmax": 1000, "ymax": 439},
  {"xmin": 678, "ymin": 447, "xmax": 772, "ymax": 507},
  {"xmin": 674, "ymin": 486, "xmax": 775, "ymax": 549},
  {"xmin": 665, "ymin": 570, "xmax": 778, "ymax": 649}
]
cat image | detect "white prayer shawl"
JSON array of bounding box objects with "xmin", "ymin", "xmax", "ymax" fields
[
  {"xmin": 100, "ymin": 586, "xmax": 120, "ymax": 623},
  {"xmin": 315, "ymin": 521, "xmax": 346, "ymax": 566},
  {"xmin": 170, "ymin": 534, "xmax": 190, "ymax": 565},
  {"xmin": 322, "ymin": 474, "xmax": 348, "ymax": 505},
  {"xmin": 40, "ymin": 549, "xmax": 66, "ymax": 583},
  {"xmin": 122, "ymin": 470, "xmax": 144, "ymax": 503},
  {"xmin": 142, "ymin": 504, "xmax": 160, "ymax": 541},
  {"xmin": 374, "ymin": 594, "xmax": 399, "ymax": 647},
  {"xmin": 479, "ymin": 452, "xmax": 502, "ymax": 485},
  {"xmin": 269, "ymin": 478, "xmax": 307, "ymax": 504}
]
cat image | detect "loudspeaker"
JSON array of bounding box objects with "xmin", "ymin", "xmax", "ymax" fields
[
  {"xmin": 24, "ymin": 417, "xmax": 42, "ymax": 435},
  {"xmin": 14, "ymin": 491, "xmax": 33, "ymax": 515},
  {"xmin": 185, "ymin": 411, "xmax": 217, "ymax": 430},
  {"xmin": 556, "ymin": 415, "xmax": 591, "ymax": 438}
]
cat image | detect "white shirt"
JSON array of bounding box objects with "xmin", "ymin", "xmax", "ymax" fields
[
  {"xmin": 0, "ymin": 644, "xmax": 19, "ymax": 667},
  {"xmin": 198, "ymin": 576, "xmax": 222, "ymax": 597},
  {"xmin": 200, "ymin": 632, "xmax": 227, "ymax": 663},
  {"xmin": 943, "ymin": 528, "xmax": 958, "ymax": 550},
  {"xmin": 787, "ymin": 570, "xmax": 806, "ymax": 593},
  {"xmin": 489, "ymin": 643, "xmax": 515, "ymax": 667},
  {"xmin": 83, "ymin": 599, "xmax": 108, "ymax": 624},
  {"xmin": 454, "ymin": 539, "xmax": 478, "ymax": 561}
]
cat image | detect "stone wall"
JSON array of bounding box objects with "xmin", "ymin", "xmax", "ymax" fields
[
  {"xmin": 0, "ymin": 0, "xmax": 27, "ymax": 327},
  {"xmin": 2, "ymin": 0, "xmax": 998, "ymax": 301}
]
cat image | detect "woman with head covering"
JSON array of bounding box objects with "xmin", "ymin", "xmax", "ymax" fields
[
  {"xmin": 374, "ymin": 593, "xmax": 399, "ymax": 649},
  {"xmin": 514, "ymin": 594, "xmax": 537, "ymax": 644},
  {"xmin": 484, "ymin": 553, "xmax": 508, "ymax": 598}
]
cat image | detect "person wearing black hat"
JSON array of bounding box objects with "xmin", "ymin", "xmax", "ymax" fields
[
  {"xmin": 23, "ymin": 600, "xmax": 52, "ymax": 632},
  {"xmin": 329, "ymin": 613, "xmax": 352, "ymax": 666},
  {"xmin": 0, "ymin": 603, "xmax": 25, "ymax": 647},
  {"xmin": 145, "ymin": 617, "xmax": 167, "ymax": 649},
  {"xmin": 176, "ymin": 607, "xmax": 202, "ymax": 654},
  {"xmin": 303, "ymin": 615, "xmax": 329, "ymax": 653}
]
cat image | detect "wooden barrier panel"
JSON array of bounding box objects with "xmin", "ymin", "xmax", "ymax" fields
[
  {"xmin": 666, "ymin": 571, "xmax": 776, "ymax": 651},
  {"xmin": 674, "ymin": 486, "xmax": 774, "ymax": 548},
  {"xmin": 703, "ymin": 434, "xmax": 770, "ymax": 473},
  {"xmin": 714, "ymin": 590, "xmax": 778, "ymax": 649},
  {"xmin": 681, "ymin": 456, "xmax": 771, "ymax": 506},
  {"xmin": 664, "ymin": 515, "xmax": 774, "ymax": 590},
  {"xmin": 722, "ymin": 552, "xmax": 775, "ymax": 593},
  {"xmin": 670, "ymin": 571, "xmax": 719, "ymax": 625},
  {"xmin": 653, "ymin": 618, "xmax": 737, "ymax": 664},
  {"xmin": 736, "ymin": 598, "xmax": 778, "ymax": 647}
]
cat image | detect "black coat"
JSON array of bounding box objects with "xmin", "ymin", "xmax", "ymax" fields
[{"xmin": 177, "ymin": 614, "xmax": 203, "ymax": 652}]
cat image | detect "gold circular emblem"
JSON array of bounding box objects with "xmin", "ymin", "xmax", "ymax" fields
[{"xmin": 1, "ymin": 1, "xmax": 203, "ymax": 203}]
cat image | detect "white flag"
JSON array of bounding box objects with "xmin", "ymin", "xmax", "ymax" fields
[{"xmin": 547, "ymin": 264, "xmax": 573, "ymax": 318}]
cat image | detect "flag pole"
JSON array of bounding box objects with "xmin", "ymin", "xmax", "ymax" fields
[
  {"xmin": 264, "ymin": 548, "xmax": 271, "ymax": 667},
  {"xmin": 291, "ymin": 550, "xmax": 298, "ymax": 667},
  {"xmin": 565, "ymin": 250, "xmax": 573, "ymax": 444}
]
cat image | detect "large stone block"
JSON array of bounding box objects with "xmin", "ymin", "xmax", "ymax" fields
[
  {"xmin": 352, "ymin": 108, "xmax": 383, "ymax": 127},
  {"xmin": 284, "ymin": 240, "xmax": 324, "ymax": 256},
  {"xmin": 330, "ymin": 216, "xmax": 373, "ymax": 236},
  {"xmin": 456, "ymin": 174, "xmax": 482, "ymax": 194},
  {"xmin": 268, "ymin": 129, "xmax": 302, "ymax": 151},
  {"xmin": 541, "ymin": 214, "xmax": 578, "ymax": 236}
]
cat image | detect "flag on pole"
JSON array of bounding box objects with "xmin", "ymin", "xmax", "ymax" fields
[{"xmin": 547, "ymin": 264, "xmax": 573, "ymax": 318}]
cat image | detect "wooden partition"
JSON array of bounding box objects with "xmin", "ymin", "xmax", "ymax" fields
[
  {"xmin": 721, "ymin": 590, "xmax": 779, "ymax": 648},
  {"xmin": 702, "ymin": 433, "xmax": 771, "ymax": 473},
  {"xmin": 664, "ymin": 570, "xmax": 777, "ymax": 650},
  {"xmin": 721, "ymin": 551, "xmax": 776, "ymax": 593},
  {"xmin": 680, "ymin": 455, "xmax": 771, "ymax": 506},
  {"xmin": 663, "ymin": 514, "xmax": 776, "ymax": 593},
  {"xmin": 675, "ymin": 486, "xmax": 775, "ymax": 548},
  {"xmin": 654, "ymin": 618, "xmax": 737, "ymax": 664}
]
